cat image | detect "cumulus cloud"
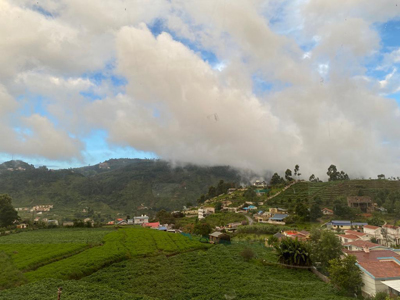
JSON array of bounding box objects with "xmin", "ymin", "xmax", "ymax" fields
[{"xmin": 1, "ymin": 0, "xmax": 400, "ymax": 178}]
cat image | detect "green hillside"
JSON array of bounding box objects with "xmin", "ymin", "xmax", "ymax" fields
[
  {"xmin": 0, "ymin": 159, "xmax": 244, "ymax": 217},
  {"xmin": 268, "ymin": 180, "xmax": 400, "ymax": 207}
]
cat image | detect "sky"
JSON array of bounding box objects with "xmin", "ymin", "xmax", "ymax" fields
[{"xmin": 1, "ymin": 0, "xmax": 400, "ymax": 179}]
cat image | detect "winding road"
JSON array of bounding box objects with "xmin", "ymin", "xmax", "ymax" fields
[{"xmin": 244, "ymin": 214, "xmax": 254, "ymax": 225}]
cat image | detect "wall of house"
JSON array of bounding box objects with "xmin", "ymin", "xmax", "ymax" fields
[{"xmin": 361, "ymin": 273, "xmax": 389, "ymax": 297}]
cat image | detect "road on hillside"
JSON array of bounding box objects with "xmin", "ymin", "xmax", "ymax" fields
[{"xmin": 244, "ymin": 214, "xmax": 254, "ymax": 225}]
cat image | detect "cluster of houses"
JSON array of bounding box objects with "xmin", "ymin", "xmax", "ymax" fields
[
  {"xmin": 328, "ymin": 222, "xmax": 400, "ymax": 297},
  {"xmin": 15, "ymin": 204, "xmax": 54, "ymax": 213},
  {"xmin": 109, "ymin": 215, "xmax": 179, "ymax": 232}
]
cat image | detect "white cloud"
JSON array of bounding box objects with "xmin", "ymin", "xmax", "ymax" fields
[{"xmin": 1, "ymin": 0, "xmax": 400, "ymax": 178}]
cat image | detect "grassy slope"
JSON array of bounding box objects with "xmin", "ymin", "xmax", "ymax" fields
[
  {"xmin": 24, "ymin": 228, "xmax": 210, "ymax": 282},
  {"xmin": 0, "ymin": 279, "xmax": 157, "ymax": 300},
  {"xmin": 0, "ymin": 228, "xmax": 112, "ymax": 244},
  {"xmin": 84, "ymin": 244, "xmax": 350, "ymax": 300},
  {"xmin": 268, "ymin": 180, "xmax": 400, "ymax": 207}
]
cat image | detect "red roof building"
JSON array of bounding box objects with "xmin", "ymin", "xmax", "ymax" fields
[
  {"xmin": 142, "ymin": 222, "xmax": 160, "ymax": 228},
  {"xmin": 349, "ymin": 250, "xmax": 400, "ymax": 297}
]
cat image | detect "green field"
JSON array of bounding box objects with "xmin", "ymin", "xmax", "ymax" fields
[
  {"xmin": 0, "ymin": 244, "xmax": 88, "ymax": 271},
  {"xmin": 0, "ymin": 279, "xmax": 157, "ymax": 300},
  {"xmin": 0, "ymin": 227, "xmax": 351, "ymax": 299},
  {"xmin": 84, "ymin": 244, "xmax": 349, "ymax": 300},
  {"xmin": 24, "ymin": 228, "xmax": 211, "ymax": 282},
  {"xmin": 0, "ymin": 228, "xmax": 113, "ymax": 244}
]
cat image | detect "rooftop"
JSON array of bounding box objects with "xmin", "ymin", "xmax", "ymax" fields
[
  {"xmin": 358, "ymin": 261, "xmax": 400, "ymax": 279},
  {"xmin": 338, "ymin": 234, "xmax": 361, "ymax": 240},
  {"xmin": 364, "ymin": 225, "xmax": 380, "ymax": 230},
  {"xmin": 350, "ymin": 250, "xmax": 400, "ymax": 263},
  {"xmin": 344, "ymin": 230, "xmax": 367, "ymax": 236},
  {"xmin": 343, "ymin": 240, "xmax": 381, "ymax": 249}
]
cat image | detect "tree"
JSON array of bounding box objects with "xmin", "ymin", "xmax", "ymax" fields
[
  {"xmin": 156, "ymin": 210, "xmax": 175, "ymax": 224},
  {"xmin": 270, "ymin": 173, "xmax": 283, "ymax": 185},
  {"xmin": 285, "ymin": 169, "xmax": 293, "ymax": 181},
  {"xmin": 215, "ymin": 202, "xmax": 222, "ymax": 212},
  {"xmin": 328, "ymin": 255, "xmax": 363, "ymax": 296},
  {"xmin": 294, "ymin": 165, "xmax": 301, "ymax": 179},
  {"xmin": 377, "ymin": 174, "xmax": 385, "ymax": 180},
  {"xmin": 274, "ymin": 238, "xmax": 311, "ymax": 266},
  {"xmin": 295, "ymin": 203, "xmax": 309, "ymax": 221},
  {"xmin": 327, "ymin": 165, "xmax": 350, "ymax": 181},
  {"xmin": 267, "ymin": 235, "xmax": 279, "ymax": 247},
  {"xmin": 193, "ymin": 222, "xmax": 212, "ymax": 236},
  {"xmin": 197, "ymin": 194, "xmax": 206, "ymax": 204},
  {"xmin": 0, "ymin": 194, "xmax": 19, "ymax": 228},
  {"xmin": 310, "ymin": 203, "xmax": 322, "ymax": 222},
  {"xmin": 207, "ymin": 186, "xmax": 217, "ymax": 198},
  {"xmin": 243, "ymin": 188, "xmax": 257, "ymax": 200},
  {"xmin": 309, "ymin": 174, "xmax": 315, "ymax": 182},
  {"xmin": 311, "ymin": 230, "xmax": 343, "ymax": 272}
]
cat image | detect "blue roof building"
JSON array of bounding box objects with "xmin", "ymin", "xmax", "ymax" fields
[{"xmin": 270, "ymin": 214, "xmax": 288, "ymax": 221}]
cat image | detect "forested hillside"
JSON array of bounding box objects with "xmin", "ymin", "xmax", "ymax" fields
[{"xmin": 0, "ymin": 159, "xmax": 244, "ymax": 215}]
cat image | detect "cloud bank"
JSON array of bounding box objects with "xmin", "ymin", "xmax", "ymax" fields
[{"xmin": 1, "ymin": 0, "xmax": 400, "ymax": 179}]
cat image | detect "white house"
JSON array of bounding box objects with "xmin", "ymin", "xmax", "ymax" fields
[
  {"xmin": 350, "ymin": 249, "xmax": 400, "ymax": 297},
  {"xmin": 134, "ymin": 215, "xmax": 149, "ymax": 225}
]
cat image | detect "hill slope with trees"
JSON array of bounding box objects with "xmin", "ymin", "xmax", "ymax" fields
[{"xmin": 0, "ymin": 159, "xmax": 245, "ymax": 215}]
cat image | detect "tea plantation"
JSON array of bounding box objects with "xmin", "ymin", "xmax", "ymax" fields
[{"xmin": 0, "ymin": 228, "xmax": 352, "ymax": 299}]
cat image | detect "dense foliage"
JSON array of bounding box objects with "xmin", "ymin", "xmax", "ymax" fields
[
  {"xmin": 0, "ymin": 159, "xmax": 243, "ymax": 214},
  {"xmin": 24, "ymin": 228, "xmax": 210, "ymax": 281},
  {"xmin": 0, "ymin": 252, "xmax": 27, "ymax": 290},
  {"xmin": 84, "ymin": 244, "xmax": 349, "ymax": 300},
  {"xmin": 310, "ymin": 229, "xmax": 343, "ymax": 272},
  {"xmin": 0, "ymin": 194, "xmax": 18, "ymax": 228},
  {"xmin": 0, "ymin": 228, "xmax": 112, "ymax": 244},
  {"xmin": 0, "ymin": 279, "xmax": 156, "ymax": 300},
  {"xmin": 236, "ymin": 224, "xmax": 290, "ymax": 235},
  {"xmin": 328, "ymin": 255, "xmax": 363, "ymax": 296},
  {"xmin": 0, "ymin": 244, "xmax": 87, "ymax": 271},
  {"xmin": 274, "ymin": 238, "xmax": 312, "ymax": 266}
]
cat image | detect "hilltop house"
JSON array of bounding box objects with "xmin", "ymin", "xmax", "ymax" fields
[
  {"xmin": 347, "ymin": 196, "xmax": 374, "ymax": 213},
  {"xmin": 63, "ymin": 221, "xmax": 74, "ymax": 227},
  {"xmin": 134, "ymin": 215, "xmax": 149, "ymax": 225},
  {"xmin": 16, "ymin": 223, "xmax": 28, "ymax": 229},
  {"xmin": 321, "ymin": 208, "xmax": 334, "ymax": 215},
  {"xmin": 198, "ymin": 207, "xmax": 215, "ymax": 219}
]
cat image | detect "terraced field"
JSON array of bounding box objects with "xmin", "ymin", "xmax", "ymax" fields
[
  {"xmin": 268, "ymin": 180, "xmax": 400, "ymax": 206},
  {"xmin": 0, "ymin": 227, "xmax": 351, "ymax": 299}
]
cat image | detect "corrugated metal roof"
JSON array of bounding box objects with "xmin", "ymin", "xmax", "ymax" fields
[
  {"xmin": 209, "ymin": 232, "xmax": 224, "ymax": 237},
  {"xmin": 382, "ymin": 280, "xmax": 400, "ymax": 292},
  {"xmin": 270, "ymin": 214, "xmax": 288, "ymax": 220}
]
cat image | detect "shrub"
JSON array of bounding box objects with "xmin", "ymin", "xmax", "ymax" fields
[{"xmin": 240, "ymin": 248, "xmax": 255, "ymax": 261}]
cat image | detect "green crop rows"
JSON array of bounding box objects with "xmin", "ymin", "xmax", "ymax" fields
[
  {"xmin": 23, "ymin": 228, "xmax": 210, "ymax": 282},
  {"xmin": 0, "ymin": 244, "xmax": 87, "ymax": 271},
  {"xmin": 0, "ymin": 228, "xmax": 112, "ymax": 244},
  {"xmin": 0, "ymin": 279, "xmax": 157, "ymax": 300},
  {"xmin": 84, "ymin": 244, "xmax": 350, "ymax": 300}
]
